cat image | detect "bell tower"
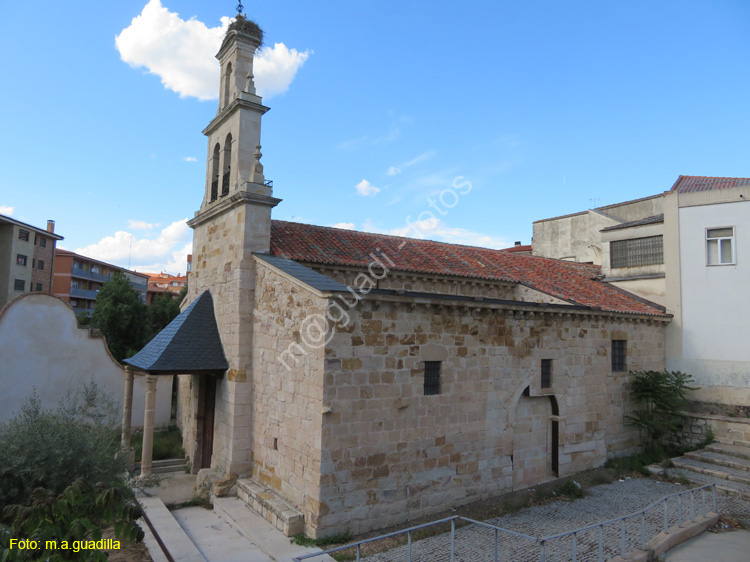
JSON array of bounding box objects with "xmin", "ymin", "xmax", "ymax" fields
[{"xmin": 186, "ymin": 11, "xmax": 281, "ymax": 476}]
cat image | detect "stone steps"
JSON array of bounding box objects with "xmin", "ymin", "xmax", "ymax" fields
[
  {"xmin": 134, "ymin": 457, "xmax": 187, "ymax": 475},
  {"xmin": 236, "ymin": 478, "xmax": 304, "ymax": 537},
  {"xmin": 665, "ymin": 442, "xmax": 750, "ymax": 501}
]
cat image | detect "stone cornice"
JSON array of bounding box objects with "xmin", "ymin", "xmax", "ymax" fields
[
  {"xmin": 202, "ymin": 97, "xmax": 270, "ymax": 137},
  {"xmin": 335, "ymin": 291, "xmax": 672, "ymax": 323},
  {"xmin": 188, "ymin": 190, "xmax": 281, "ymax": 229}
]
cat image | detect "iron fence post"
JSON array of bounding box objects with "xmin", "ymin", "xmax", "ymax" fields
[
  {"xmin": 407, "ymin": 530, "xmax": 412, "ymax": 562},
  {"xmin": 690, "ymin": 491, "xmax": 695, "ymax": 520},
  {"xmin": 598, "ymin": 525, "xmax": 604, "ymax": 562},
  {"xmin": 539, "ymin": 539, "xmax": 546, "ymax": 562},
  {"xmin": 677, "ymin": 494, "xmax": 683, "ymax": 527},
  {"xmin": 356, "ymin": 544, "xmax": 361, "ymax": 562},
  {"xmin": 620, "ymin": 518, "xmax": 626, "ymax": 557},
  {"xmin": 702, "ymin": 488, "xmax": 707, "ymax": 516},
  {"xmin": 572, "ymin": 532, "xmax": 577, "ymax": 562},
  {"xmin": 640, "ymin": 513, "xmax": 645, "ymax": 549},
  {"xmin": 494, "ymin": 528, "xmax": 499, "ymax": 562},
  {"xmin": 663, "ymin": 500, "xmax": 669, "ymax": 533},
  {"xmin": 712, "ymin": 485, "xmax": 717, "ymax": 513},
  {"xmin": 450, "ymin": 518, "xmax": 455, "ymax": 562}
]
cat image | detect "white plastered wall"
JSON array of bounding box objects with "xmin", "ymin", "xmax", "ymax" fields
[{"xmin": 0, "ymin": 293, "xmax": 172, "ymax": 426}]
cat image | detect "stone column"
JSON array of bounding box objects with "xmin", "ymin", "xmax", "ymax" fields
[
  {"xmin": 139, "ymin": 374, "xmax": 158, "ymax": 478},
  {"xmin": 120, "ymin": 367, "xmax": 136, "ymax": 471}
]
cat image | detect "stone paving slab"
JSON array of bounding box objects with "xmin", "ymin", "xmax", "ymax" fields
[
  {"xmin": 664, "ymin": 529, "xmax": 750, "ymax": 562},
  {"xmin": 672, "ymin": 457, "xmax": 750, "ymax": 486},
  {"xmin": 356, "ymin": 479, "xmax": 750, "ymax": 562}
]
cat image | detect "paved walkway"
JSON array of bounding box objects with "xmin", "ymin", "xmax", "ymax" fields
[
  {"xmin": 664, "ymin": 529, "xmax": 750, "ymax": 562},
  {"xmin": 358, "ymin": 479, "xmax": 750, "ymax": 562}
]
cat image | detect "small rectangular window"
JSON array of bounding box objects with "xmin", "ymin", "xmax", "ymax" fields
[
  {"xmin": 18, "ymin": 229, "xmax": 29, "ymax": 241},
  {"xmin": 16, "ymin": 254, "xmax": 27, "ymax": 266},
  {"xmin": 35, "ymin": 283, "xmax": 43, "ymax": 292},
  {"xmin": 707, "ymin": 227, "xmax": 735, "ymax": 265},
  {"xmin": 14, "ymin": 279, "xmax": 25, "ymax": 291},
  {"xmin": 611, "ymin": 236, "xmax": 664, "ymax": 268},
  {"xmin": 612, "ymin": 340, "xmax": 627, "ymax": 372},
  {"xmin": 541, "ymin": 359, "xmax": 552, "ymax": 388},
  {"xmin": 39, "ymin": 237, "xmax": 47, "ymax": 248},
  {"xmin": 424, "ymin": 361, "xmax": 441, "ymax": 395},
  {"xmin": 37, "ymin": 260, "xmax": 44, "ymax": 270}
]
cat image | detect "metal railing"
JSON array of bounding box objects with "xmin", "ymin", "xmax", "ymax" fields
[{"xmin": 293, "ymin": 484, "xmax": 716, "ymax": 562}]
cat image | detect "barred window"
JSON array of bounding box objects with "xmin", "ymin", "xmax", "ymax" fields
[
  {"xmin": 424, "ymin": 361, "xmax": 441, "ymax": 395},
  {"xmin": 541, "ymin": 359, "xmax": 552, "ymax": 388},
  {"xmin": 612, "ymin": 340, "xmax": 627, "ymax": 372},
  {"xmin": 610, "ymin": 236, "xmax": 663, "ymax": 268}
]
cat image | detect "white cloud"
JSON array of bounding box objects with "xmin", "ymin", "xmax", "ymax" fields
[
  {"xmin": 355, "ymin": 179, "xmax": 381, "ymax": 197},
  {"xmin": 255, "ymin": 43, "xmax": 310, "ymax": 98},
  {"xmin": 331, "ymin": 222, "xmax": 356, "ymax": 230},
  {"xmin": 183, "ymin": 156, "xmax": 197, "ymax": 162},
  {"xmin": 128, "ymin": 219, "xmax": 157, "ymax": 230},
  {"xmin": 386, "ymin": 150, "xmax": 436, "ymax": 176},
  {"xmin": 365, "ymin": 217, "xmax": 509, "ymax": 250},
  {"xmin": 75, "ymin": 219, "xmax": 192, "ymax": 274},
  {"xmin": 0, "ymin": 206, "xmax": 13, "ymax": 216},
  {"xmin": 116, "ymin": 0, "xmax": 309, "ymax": 101}
]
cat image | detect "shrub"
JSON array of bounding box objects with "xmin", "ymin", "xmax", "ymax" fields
[
  {"xmin": 0, "ymin": 478, "xmax": 143, "ymax": 561},
  {"xmin": 0, "ymin": 383, "xmax": 125, "ymax": 507},
  {"xmin": 625, "ymin": 370, "xmax": 698, "ymax": 450}
]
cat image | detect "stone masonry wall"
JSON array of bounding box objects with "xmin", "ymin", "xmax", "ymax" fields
[
  {"xmin": 310, "ymin": 266, "xmax": 517, "ymax": 300},
  {"xmin": 315, "ymin": 299, "xmax": 666, "ymax": 536},
  {"xmin": 251, "ymin": 261, "xmax": 327, "ymax": 531},
  {"xmin": 188, "ymin": 199, "xmax": 273, "ymax": 475}
]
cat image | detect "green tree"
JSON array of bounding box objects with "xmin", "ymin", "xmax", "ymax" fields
[
  {"xmin": 625, "ymin": 370, "xmax": 698, "ymax": 450},
  {"xmin": 148, "ymin": 292, "xmax": 181, "ymax": 334},
  {"xmin": 91, "ymin": 272, "xmax": 149, "ymax": 361}
]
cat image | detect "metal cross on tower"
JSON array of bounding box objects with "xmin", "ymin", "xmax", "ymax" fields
[{"xmin": 237, "ymin": 1, "xmax": 244, "ymax": 14}]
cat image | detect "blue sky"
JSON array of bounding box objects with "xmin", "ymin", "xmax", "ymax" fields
[{"xmin": 1, "ymin": 1, "xmax": 748, "ymax": 273}]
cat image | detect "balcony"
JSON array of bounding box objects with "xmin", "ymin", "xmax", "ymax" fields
[
  {"xmin": 72, "ymin": 265, "xmax": 112, "ymax": 283},
  {"xmin": 70, "ymin": 287, "xmax": 98, "ymax": 300}
]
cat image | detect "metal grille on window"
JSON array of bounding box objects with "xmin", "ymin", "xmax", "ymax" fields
[
  {"xmin": 424, "ymin": 361, "xmax": 441, "ymax": 395},
  {"xmin": 610, "ymin": 236, "xmax": 664, "ymax": 268},
  {"xmin": 612, "ymin": 340, "xmax": 627, "ymax": 372},
  {"xmin": 541, "ymin": 359, "xmax": 552, "ymax": 388}
]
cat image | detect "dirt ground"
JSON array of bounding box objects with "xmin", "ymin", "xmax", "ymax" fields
[{"xmin": 101, "ymin": 527, "xmax": 152, "ymax": 562}]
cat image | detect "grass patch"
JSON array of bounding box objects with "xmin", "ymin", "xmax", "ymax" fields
[
  {"xmin": 605, "ymin": 448, "xmax": 666, "ymax": 476},
  {"xmin": 166, "ymin": 496, "xmax": 212, "ymax": 511},
  {"xmin": 132, "ymin": 425, "xmax": 184, "ymax": 462},
  {"xmin": 557, "ymin": 480, "xmax": 585, "ymax": 499},
  {"xmin": 291, "ymin": 532, "xmax": 353, "ymax": 548}
]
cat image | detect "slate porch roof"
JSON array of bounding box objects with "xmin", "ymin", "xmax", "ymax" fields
[
  {"xmin": 669, "ymin": 175, "xmax": 750, "ymax": 193},
  {"xmin": 600, "ymin": 214, "xmax": 664, "ymax": 232},
  {"xmin": 124, "ymin": 290, "xmax": 228, "ymax": 373},
  {"xmin": 269, "ymin": 220, "xmax": 666, "ymax": 316}
]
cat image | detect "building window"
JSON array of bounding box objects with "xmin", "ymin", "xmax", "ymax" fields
[
  {"xmin": 541, "ymin": 359, "xmax": 552, "ymax": 388},
  {"xmin": 39, "ymin": 237, "xmax": 47, "ymax": 248},
  {"xmin": 611, "ymin": 340, "xmax": 627, "ymax": 372},
  {"xmin": 14, "ymin": 279, "xmax": 25, "ymax": 291},
  {"xmin": 424, "ymin": 361, "xmax": 441, "ymax": 395},
  {"xmin": 706, "ymin": 227, "xmax": 735, "ymax": 266},
  {"xmin": 35, "ymin": 283, "xmax": 42, "ymax": 291},
  {"xmin": 16, "ymin": 254, "xmax": 27, "ymax": 266},
  {"xmin": 37, "ymin": 260, "xmax": 44, "ymax": 270},
  {"xmin": 610, "ymin": 236, "xmax": 664, "ymax": 268},
  {"xmin": 18, "ymin": 229, "xmax": 29, "ymax": 241}
]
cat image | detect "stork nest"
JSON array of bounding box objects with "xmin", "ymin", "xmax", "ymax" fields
[{"xmin": 227, "ymin": 15, "xmax": 264, "ymax": 47}]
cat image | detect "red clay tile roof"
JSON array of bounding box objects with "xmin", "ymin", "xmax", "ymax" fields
[
  {"xmin": 669, "ymin": 175, "xmax": 750, "ymax": 193},
  {"xmin": 269, "ymin": 221, "xmax": 665, "ymax": 316}
]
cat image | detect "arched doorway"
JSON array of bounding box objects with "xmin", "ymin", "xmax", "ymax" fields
[{"xmin": 512, "ymin": 389, "xmax": 559, "ymax": 490}]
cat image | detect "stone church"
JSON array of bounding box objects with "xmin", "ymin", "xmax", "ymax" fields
[{"xmin": 128, "ymin": 15, "xmax": 669, "ymax": 538}]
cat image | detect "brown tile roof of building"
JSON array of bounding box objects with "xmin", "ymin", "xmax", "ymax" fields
[
  {"xmin": 269, "ymin": 221, "xmax": 665, "ymax": 316},
  {"xmin": 669, "ymin": 175, "xmax": 750, "ymax": 193}
]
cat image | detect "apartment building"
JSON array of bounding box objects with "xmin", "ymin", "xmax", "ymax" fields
[
  {"xmin": 52, "ymin": 250, "xmax": 148, "ymax": 316},
  {"xmin": 0, "ymin": 214, "xmax": 63, "ymax": 307}
]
